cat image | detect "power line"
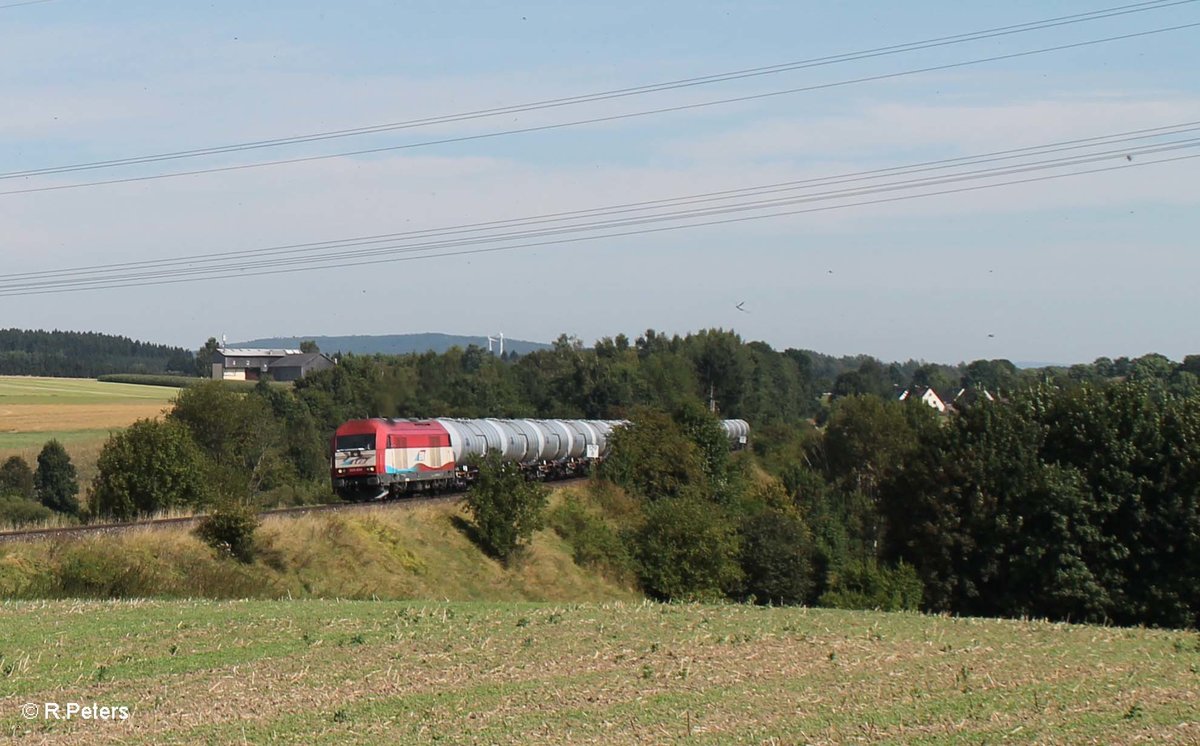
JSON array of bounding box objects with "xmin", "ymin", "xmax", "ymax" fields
[
  {"xmin": 4, "ymin": 19, "xmax": 1199, "ymax": 197},
  {"xmin": 0, "ymin": 0, "xmax": 55, "ymax": 9},
  {"xmin": 2, "ymin": 138, "xmax": 1194, "ymax": 295},
  {"xmin": 6, "ymin": 120, "xmax": 1199, "ymax": 282},
  {"xmin": 2, "ymin": 0, "xmax": 1190, "ymax": 181}
]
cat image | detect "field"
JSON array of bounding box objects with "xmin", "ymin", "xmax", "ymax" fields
[
  {"xmin": 0, "ymin": 377, "xmax": 178, "ymax": 485},
  {"xmin": 0, "ymin": 600, "xmax": 1196, "ymax": 745}
]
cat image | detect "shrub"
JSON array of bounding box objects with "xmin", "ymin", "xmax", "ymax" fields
[
  {"xmin": 632, "ymin": 495, "xmax": 742, "ymax": 601},
  {"xmin": 739, "ymin": 508, "xmax": 816, "ymax": 605},
  {"xmin": 464, "ymin": 453, "xmax": 549, "ymax": 563},
  {"xmin": 547, "ymin": 495, "xmax": 634, "ymax": 582},
  {"xmin": 194, "ymin": 502, "xmax": 262, "ymax": 563},
  {"xmin": 819, "ymin": 560, "xmax": 924, "ymax": 612},
  {"xmin": 0, "ymin": 494, "xmax": 55, "ymax": 527}
]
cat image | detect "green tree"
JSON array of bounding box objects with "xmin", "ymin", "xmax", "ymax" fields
[
  {"xmin": 90, "ymin": 419, "xmax": 213, "ymax": 520},
  {"xmin": 599, "ymin": 408, "xmax": 707, "ymax": 502},
  {"xmin": 34, "ymin": 439, "xmax": 79, "ymax": 515},
  {"xmin": 299, "ymin": 340, "xmax": 320, "ymax": 353},
  {"xmin": 463, "ymin": 453, "xmax": 549, "ymax": 563},
  {"xmin": 0, "ymin": 455, "xmax": 35, "ymax": 499},
  {"xmin": 632, "ymin": 495, "xmax": 742, "ymax": 601},
  {"xmin": 739, "ymin": 508, "xmax": 815, "ymax": 605},
  {"xmin": 168, "ymin": 381, "xmax": 285, "ymax": 495},
  {"xmin": 195, "ymin": 336, "xmax": 220, "ymax": 377}
]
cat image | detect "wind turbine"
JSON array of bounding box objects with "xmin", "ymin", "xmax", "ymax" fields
[{"xmin": 486, "ymin": 333, "xmax": 504, "ymax": 355}]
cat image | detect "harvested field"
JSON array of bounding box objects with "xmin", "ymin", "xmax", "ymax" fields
[
  {"xmin": 0, "ymin": 600, "xmax": 1196, "ymax": 744},
  {"xmin": 0, "ymin": 403, "xmax": 171, "ymax": 433},
  {"xmin": 0, "ymin": 376, "xmax": 179, "ymax": 486}
]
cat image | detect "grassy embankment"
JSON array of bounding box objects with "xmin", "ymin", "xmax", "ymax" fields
[
  {"xmin": 0, "ymin": 598, "xmax": 1196, "ymax": 744},
  {"xmin": 0, "ymin": 377, "xmax": 179, "ymax": 486},
  {"xmin": 0, "ymin": 486, "xmax": 635, "ymax": 603}
]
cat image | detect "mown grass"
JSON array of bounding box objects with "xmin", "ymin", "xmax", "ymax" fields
[{"xmin": 0, "ymin": 599, "xmax": 1196, "ymax": 744}]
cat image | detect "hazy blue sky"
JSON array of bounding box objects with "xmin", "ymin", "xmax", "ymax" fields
[{"xmin": 3, "ymin": 1, "xmax": 1198, "ymax": 364}]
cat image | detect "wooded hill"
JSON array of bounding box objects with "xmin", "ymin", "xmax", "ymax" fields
[{"xmin": 0, "ymin": 329, "xmax": 194, "ymax": 377}]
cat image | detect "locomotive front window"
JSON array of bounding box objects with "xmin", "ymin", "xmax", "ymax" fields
[{"xmin": 335, "ymin": 434, "xmax": 375, "ymax": 451}]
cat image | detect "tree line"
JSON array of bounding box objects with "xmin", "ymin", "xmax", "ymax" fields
[{"xmin": 0, "ymin": 329, "xmax": 194, "ymax": 377}]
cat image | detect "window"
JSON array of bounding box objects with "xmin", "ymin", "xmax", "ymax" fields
[{"xmin": 335, "ymin": 434, "xmax": 375, "ymax": 451}]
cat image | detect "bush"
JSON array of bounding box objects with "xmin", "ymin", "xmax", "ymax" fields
[
  {"xmin": 819, "ymin": 560, "xmax": 924, "ymax": 612},
  {"xmin": 739, "ymin": 508, "xmax": 816, "ymax": 605},
  {"xmin": 194, "ymin": 502, "xmax": 262, "ymax": 563},
  {"xmin": 0, "ymin": 494, "xmax": 55, "ymax": 527},
  {"xmin": 464, "ymin": 453, "xmax": 549, "ymax": 563},
  {"xmin": 547, "ymin": 495, "xmax": 634, "ymax": 582},
  {"xmin": 632, "ymin": 496, "xmax": 742, "ymax": 601}
]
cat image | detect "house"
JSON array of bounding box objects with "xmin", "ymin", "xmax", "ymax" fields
[
  {"xmin": 898, "ymin": 385, "xmax": 947, "ymax": 413},
  {"xmin": 211, "ymin": 348, "xmax": 334, "ymax": 382},
  {"xmin": 950, "ymin": 386, "xmax": 996, "ymax": 408}
]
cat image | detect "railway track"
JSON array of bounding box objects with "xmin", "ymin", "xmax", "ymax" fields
[{"xmin": 0, "ymin": 478, "xmax": 587, "ymax": 544}]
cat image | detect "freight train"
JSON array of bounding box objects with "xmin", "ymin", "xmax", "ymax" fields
[{"xmin": 331, "ymin": 417, "xmax": 750, "ymax": 501}]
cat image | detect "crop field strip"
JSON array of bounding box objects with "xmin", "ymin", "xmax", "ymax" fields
[{"xmin": 0, "ymin": 599, "xmax": 1196, "ymax": 744}]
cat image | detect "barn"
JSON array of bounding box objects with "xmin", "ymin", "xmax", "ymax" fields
[{"xmin": 211, "ymin": 348, "xmax": 334, "ymax": 382}]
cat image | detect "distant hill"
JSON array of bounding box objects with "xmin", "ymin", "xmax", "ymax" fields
[
  {"xmin": 0, "ymin": 328, "xmax": 194, "ymax": 377},
  {"xmin": 232, "ymin": 333, "xmax": 549, "ymax": 356}
]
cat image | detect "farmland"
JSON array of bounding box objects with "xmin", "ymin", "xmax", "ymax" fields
[
  {"xmin": 0, "ymin": 377, "xmax": 178, "ymax": 484},
  {"xmin": 0, "ymin": 599, "xmax": 1196, "ymax": 745}
]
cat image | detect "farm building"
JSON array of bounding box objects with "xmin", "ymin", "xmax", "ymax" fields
[{"xmin": 211, "ymin": 348, "xmax": 334, "ymax": 382}]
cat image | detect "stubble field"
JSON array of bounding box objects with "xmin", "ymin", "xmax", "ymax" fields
[{"xmin": 0, "ymin": 599, "xmax": 1197, "ymax": 745}]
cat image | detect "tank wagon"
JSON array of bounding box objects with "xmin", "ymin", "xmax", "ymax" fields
[{"xmin": 331, "ymin": 417, "xmax": 750, "ymax": 501}]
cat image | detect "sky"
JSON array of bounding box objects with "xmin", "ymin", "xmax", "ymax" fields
[{"xmin": 2, "ymin": 0, "xmax": 1199, "ymax": 365}]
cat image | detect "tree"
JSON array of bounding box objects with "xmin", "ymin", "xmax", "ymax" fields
[
  {"xmin": 34, "ymin": 439, "xmax": 79, "ymax": 515},
  {"xmin": 632, "ymin": 496, "xmax": 742, "ymax": 601},
  {"xmin": 463, "ymin": 453, "xmax": 549, "ymax": 563},
  {"xmin": 195, "ymin": 336, "xmax": 221, "ymax": 377},
  {"xmin": 739, "ymin": 508, "xmax": 815, "ymax": 605},
  {"xmin": 0, "ymin": 455, "xmax": 35, "ymax": 499},
  {"xmin": 168, "ymin": 381, "xmax": 285, "ymax": 495},
  {"xmin": 299, "ymin": 339, "xmax": 320, "ymax": 353},
  {"xmin": 90, "ymin": 419, "xmax": 213, "ymax": 520},
  {"xmin": 599, "ymin": 408, "xmax": 707, "ymax": 502}
]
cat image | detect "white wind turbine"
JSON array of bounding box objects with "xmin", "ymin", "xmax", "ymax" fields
[{"xmin": 486, "ymin": 332, "xmax": 504, "ymax": 355}]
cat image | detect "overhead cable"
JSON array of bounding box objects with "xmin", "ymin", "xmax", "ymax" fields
[{"xmin": 4, "ymin": 18, "xmax": 1199, "ymax": 197}]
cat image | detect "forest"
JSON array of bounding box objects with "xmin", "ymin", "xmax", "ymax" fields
[
  {"xmin": 0, "ymin": 328, "xmax": 194, "ymax": 377},
  {"xmin": 2, "ymin": 327, "xmax": 1198, "ymax": 628}
]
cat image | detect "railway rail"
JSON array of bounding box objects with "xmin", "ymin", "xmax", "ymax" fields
[{"xmin": 0, "ymin": 478, "xmax": 587, "ymax": 544}]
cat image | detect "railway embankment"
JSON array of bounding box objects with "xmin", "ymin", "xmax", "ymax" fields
[{"xmin": 0, "ymin": 485, "xmax": 637, "ymax": 602}]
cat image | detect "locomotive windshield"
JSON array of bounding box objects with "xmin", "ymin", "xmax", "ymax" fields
[{"xmin": 335, "ymin": 434, "xmax": 375, "ymax": 451}]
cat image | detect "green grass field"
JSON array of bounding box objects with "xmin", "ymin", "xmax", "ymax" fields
[
  {"xmin": 0, "ymin": 377, "xmax": 179, "ymax": 407},
  {"xmin": 0, "ymin": 599, "xmax": 1196, "ymax": 744}
]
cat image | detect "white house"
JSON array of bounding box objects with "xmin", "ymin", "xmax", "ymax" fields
[{"xmin": 898, "ymin": 385, "xmax": 947, "ymax": 413}]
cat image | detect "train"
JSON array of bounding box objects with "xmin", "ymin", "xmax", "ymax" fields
[{"xmin": 331, "ymin": 417, "xmax": 750, "ymax": 500}]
